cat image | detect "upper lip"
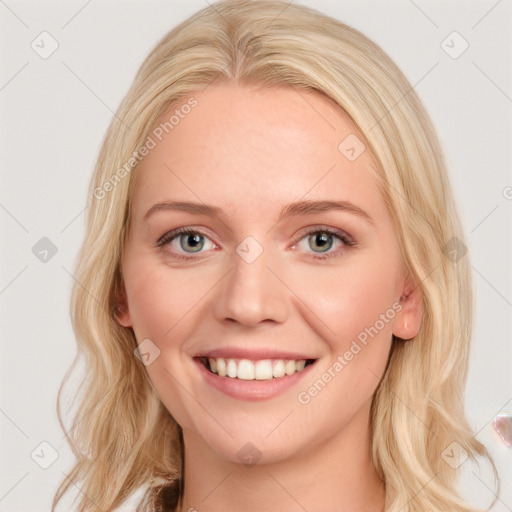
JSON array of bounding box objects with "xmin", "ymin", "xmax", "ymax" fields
[{"xmin": 194, "ymin": 347, "xmax": 317, "ymax": 361}]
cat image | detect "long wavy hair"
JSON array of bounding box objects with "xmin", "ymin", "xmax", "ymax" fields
[{"xmin": 53, "ymin": 1, "xmax": 499, "ymax": 510}]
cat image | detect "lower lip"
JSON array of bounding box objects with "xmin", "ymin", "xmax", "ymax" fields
[{"xmin": 194, "ymin": 358, "xmax": 315, "ymax": 401}]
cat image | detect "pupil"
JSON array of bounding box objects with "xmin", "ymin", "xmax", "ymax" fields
[
  {"xmin": 181, "ymin": 233, "xmax": 203, "ymax": 252},
  {"xmin": 310, "ymin": 232, "xmax": 332, "ymax": 252}
]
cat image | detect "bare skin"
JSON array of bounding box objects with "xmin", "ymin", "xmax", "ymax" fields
[{"xmin": 115, "ymin": 82, "xmax": 423, "ymax": 511}]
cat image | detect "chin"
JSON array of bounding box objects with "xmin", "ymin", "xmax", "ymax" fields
[{"xmin": 219, "ymin": 438, "xmax": 297, "ymax": 467}]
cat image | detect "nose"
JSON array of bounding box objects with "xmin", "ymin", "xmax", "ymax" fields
[{"xmin": 212, "ymin": 242, "xmax": 288, "ymax": 327}]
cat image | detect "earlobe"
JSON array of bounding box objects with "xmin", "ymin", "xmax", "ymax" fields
[
  {"xmin": 113, "ymin": 278, "xmax": 133, "ymax": 328},
  {"xmin": 393, "ymin": 282, "xmax": 423, "ymax": 340}
]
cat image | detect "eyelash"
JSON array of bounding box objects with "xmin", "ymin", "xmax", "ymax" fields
[{"xmin": 156, "ymin": 226, "xmax": 356, "ymax": 261}]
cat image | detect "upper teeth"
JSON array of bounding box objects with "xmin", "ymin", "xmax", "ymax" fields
[{"xmin": 207, "ymin": 358, "xmax": 308, "ymax": 380}]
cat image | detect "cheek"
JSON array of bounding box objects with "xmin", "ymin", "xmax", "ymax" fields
[
  {"xmin": 122, "ymin": 259, "xmax": 212, "ymax": 430},
  {"xmin": 288, "ymin": 254, "xmax": 400, "ymax": 346},
  {"xmin": 290, "ymin": 262, "xmax": 397, "ymax": 420},
  {"xmin": 124, "ymin": 258, "xmax": 214, "ymax": 340},
  {"xmin": 292, "ymin": 251, "xmax": 400, "ymax": 408}
]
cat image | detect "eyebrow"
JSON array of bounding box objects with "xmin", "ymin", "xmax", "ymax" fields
[{"xmin": 144, "ymin": 199, "xmax": 374, "ymax": 225}]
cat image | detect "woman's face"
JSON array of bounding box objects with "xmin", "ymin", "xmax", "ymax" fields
[{"xmin": 116, "ymin": 82, "xmax": 422, "ymax": 465}]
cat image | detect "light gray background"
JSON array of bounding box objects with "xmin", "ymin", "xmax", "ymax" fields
[{"xmin": 1, "ymin": 0, "xmax": 511, "ymax": 510}]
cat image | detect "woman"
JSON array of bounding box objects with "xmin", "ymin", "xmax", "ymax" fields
[{"xmin": 53, "ymin": 1, "xmax": 499, "ymax": 510}]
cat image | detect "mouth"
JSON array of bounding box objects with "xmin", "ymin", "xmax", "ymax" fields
[{"xmin": 195, "ymin": 356, "xmax": 316, "ymax": 381}]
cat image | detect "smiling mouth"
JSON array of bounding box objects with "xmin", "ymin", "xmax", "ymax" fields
[{"xmin": 196, "ymin": 357, "xmax": 316, "ymax": 381}]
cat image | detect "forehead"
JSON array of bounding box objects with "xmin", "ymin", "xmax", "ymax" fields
[{"xmin": 131, "ymin": 82, "xmax": 383, "ymax": 223}]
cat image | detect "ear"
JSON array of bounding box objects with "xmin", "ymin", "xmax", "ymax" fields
[
  {"xmin": 113, "ymin": 275, "xmax": 133, "ymax": 328},
  {"xmin": 393, "ymin": 277, "xmax": 423, "ymax": 340}
]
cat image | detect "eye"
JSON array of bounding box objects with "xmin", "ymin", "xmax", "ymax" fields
[
  {"xmin": 156, "ymin": 226, "xmax": 356, "ymax": 262},
  {"xmin": 292, "ymin": 227, "xmax": 355, "ymax": 260},
  {"xmin": 156, "ymin": 228, "xmax": 217, "ymax": 260}
]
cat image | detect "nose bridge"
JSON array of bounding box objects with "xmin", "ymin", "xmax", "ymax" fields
[{"xmin": 212, "ymin": 237, "xmax": 287, "ymax": 326}]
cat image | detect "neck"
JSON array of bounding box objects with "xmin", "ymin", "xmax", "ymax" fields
[{"xmin": 176, "ymin": 401, "xmax": 385, "ymax": 512}]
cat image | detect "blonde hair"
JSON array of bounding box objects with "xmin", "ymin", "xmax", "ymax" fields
[{"xmin": 53, "ymin": 1, "xmax": 499, "ymax": 510}]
